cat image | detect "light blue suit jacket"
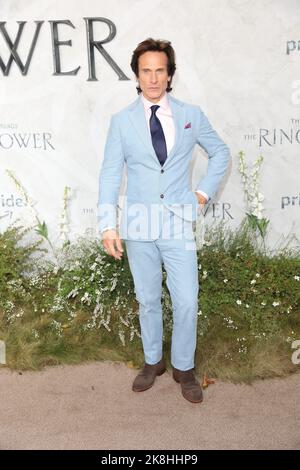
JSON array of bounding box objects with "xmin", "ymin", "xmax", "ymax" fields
[{"xmin": 97, "ymin": 94, "xmax": 230, "ymax": 240}]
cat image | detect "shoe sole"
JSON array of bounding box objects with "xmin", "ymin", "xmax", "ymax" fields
[
  {"xmin": 182, "ymin": 394, "xmax": 203, "ymax": 403},
  {"xmin": 132, "ymin": 367, "xmax": 167, "ymax": 392}
]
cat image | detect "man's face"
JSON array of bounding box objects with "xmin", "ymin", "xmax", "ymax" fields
[{"xmin": 137, "ymin": 51, "xmax": 171, "ymax": 103}]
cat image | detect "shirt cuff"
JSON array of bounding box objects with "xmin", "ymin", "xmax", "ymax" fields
[
  {"xmin": 195, "ymin": 190, "xmax": 209, "ymax": 202},
  {"xmin": 100, "ymin": 226, "xmax": 115, "ymax": 234}
]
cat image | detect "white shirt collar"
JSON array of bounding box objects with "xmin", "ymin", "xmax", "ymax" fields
[{"xmin": 141, "ymin": 92, "xmax": 170, "ymax": 111}]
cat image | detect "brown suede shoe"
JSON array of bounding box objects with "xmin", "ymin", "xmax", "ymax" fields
[
  {"xmin": 172, "ymin": 367, "xmax": 203, "ymax": 403},
  {"xmin": 132, "ymin": 358, "xmax": 166, "ymax": 392}
]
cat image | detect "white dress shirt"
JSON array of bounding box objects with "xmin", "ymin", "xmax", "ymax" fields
[
  {"xmin": 101, "ymin": 92, "xmax": 208, "ymax": 233},
  {"xmin": 141, "ymin": 92, "xmax": 175, "ymax": 156}
]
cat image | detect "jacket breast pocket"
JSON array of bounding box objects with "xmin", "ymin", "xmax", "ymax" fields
[
  {"xmin": 182, "ymin": 129, "xmax": 195, "ymax": 139},
  {"xmin": 181, "ymin": 131, "xmax": 196, "ymax": 149}
]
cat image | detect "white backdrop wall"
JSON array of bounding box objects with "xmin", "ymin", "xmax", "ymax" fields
[{"xmin": 1, "ymin": 0, "xmax": 300, "ymax": 250}]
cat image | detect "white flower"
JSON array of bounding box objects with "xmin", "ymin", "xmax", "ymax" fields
[
  {"xmin": 110, "ymin": 278, "xmax": 118, "ymax": 292},
  {"xmin": 81, "ymin": 292, "xmax": 91, "ymax": 305},
  {"xmin": 261, "ymin": 301, "xmax": 266, "ymax": 306},
  {"xmin": 255, "ymin": 273, "xmax": 260, "ymax": 278},
  {"xmin": 294, "ymin": 275, "xmax": 300, "ymax": 281},
  {"xmin": 257, "ymin": 202, "xmax": 264, "ymax": 211},
  {"xmin": 59, "ymin": 233, "xmax": 68, "ymax": 241},
  {"xmin": 252, "ymin": 208, "xmax": 263, "ymax": 219},
  {"xmin": 250, "ymin": 279, "xmax": 256, "ymax": 285},
  {"xmin": 223, "ymin": 279, "xmax": 228, "ymax": 283},
  {"xmin": 257, "ymin": 193, "xmax": 264, "ymax": 202},
  {"xmin": 236, "ymin": 299, "xmax": 242, "ymax": 305},
  {"xmin": 272, "ymin": 301, "xmax": 280, "ymax": 307}
]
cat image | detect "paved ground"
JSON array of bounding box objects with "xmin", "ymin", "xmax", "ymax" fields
[{"xmin": 0, "ymin": 361, "xmax": 299, "ymax": 450}]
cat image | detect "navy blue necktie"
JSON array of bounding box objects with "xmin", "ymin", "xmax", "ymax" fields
[{"xmin": 149, "ymin": 105, "xmax": 167, "ymax": 166}]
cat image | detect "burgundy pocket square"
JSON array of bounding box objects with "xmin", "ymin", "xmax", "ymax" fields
[{"xmin": 184, "ymin": 122, "xmax": 192, "ymax": 129}]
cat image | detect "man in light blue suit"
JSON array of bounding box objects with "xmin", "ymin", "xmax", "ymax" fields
[{"xmin": 97, "ymin": 38, "xmax": 230, "ymax": 403}]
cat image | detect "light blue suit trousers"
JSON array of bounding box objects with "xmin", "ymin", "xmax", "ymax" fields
[{"xmin": 125, "ymin": 206, "xmax": 199, "ymax": 370}]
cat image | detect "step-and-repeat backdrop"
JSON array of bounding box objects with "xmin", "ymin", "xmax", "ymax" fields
[{"xmin": 1, "ymin": 0, "xmax": 299, "ymax": 249}]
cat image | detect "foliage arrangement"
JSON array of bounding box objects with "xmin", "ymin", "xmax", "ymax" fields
[{"xmin": 0, "ymin": 155, "xmax": 299, "ymax": 382}]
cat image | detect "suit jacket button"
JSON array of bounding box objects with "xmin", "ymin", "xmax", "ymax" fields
[
  {"xmin": 161, "ymin": 169, "xmax": 164, "ymax": 173},
  {"xmin": 160, "ymin": 194, "xmax": 164, "ymax": 198}
]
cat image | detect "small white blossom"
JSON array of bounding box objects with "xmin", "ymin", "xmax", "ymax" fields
[{"xmin": 81, "ymin": 292, "xmax": 91, "ymax": 305}]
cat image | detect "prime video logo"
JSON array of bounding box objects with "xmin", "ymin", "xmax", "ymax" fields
[{"xmin": 286, "ymin": 40, "xmax": 300, "ymax": 55}]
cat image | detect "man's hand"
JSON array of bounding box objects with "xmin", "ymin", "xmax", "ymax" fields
[
  {"xmin": 102, "ymin": 229, "xmax": 123, "ymax": 260},
  {"xmin": 195, "ymin": 192, "xmax": 208, "ymax": 208}
]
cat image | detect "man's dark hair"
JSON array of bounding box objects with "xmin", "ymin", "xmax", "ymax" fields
[{"xmin": 130, "ymin": 38, "xmax": 176, "ymax": 94}]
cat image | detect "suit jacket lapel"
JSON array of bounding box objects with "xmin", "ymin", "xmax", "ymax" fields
[
  {"xmin": 127, "ymin": 94, "xmax": 186, "ymax": 168},
  {"xmin": 128, "ymin": 97, "xmax": 159, "ymax": 166},
  {"xmin": 165, "ymin": 95, "xmax": 186, "ymax": 168}
]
